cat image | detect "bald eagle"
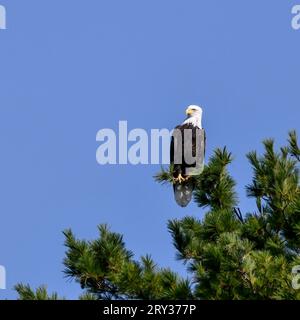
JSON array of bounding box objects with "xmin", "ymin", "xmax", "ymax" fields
[{"xmin": 170, "ymin": 105, "xmax": 206, "ymax": 207}]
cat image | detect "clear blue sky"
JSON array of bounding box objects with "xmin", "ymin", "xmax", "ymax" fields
[{"xmin": 0, "ymin": 0, "xmax": 299, "ymax": 299}]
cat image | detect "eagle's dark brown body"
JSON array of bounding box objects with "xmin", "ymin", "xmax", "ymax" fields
[{"xmin": 170, "ymin": 123, "xmax": 206, "ymax": 207}]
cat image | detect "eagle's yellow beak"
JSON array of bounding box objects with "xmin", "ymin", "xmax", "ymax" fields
[{"xmin": 186, "ymin": 108, "xmax": 193, "ymax": 116}]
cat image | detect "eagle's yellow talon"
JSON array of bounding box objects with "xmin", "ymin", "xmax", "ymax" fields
[{"xmin": 174, "ymin": 174, "xmax": 186, "ymax": 184}]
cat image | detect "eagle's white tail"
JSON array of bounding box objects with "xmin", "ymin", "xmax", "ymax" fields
[{"xmin": 173, "ymin": 181, "xmax": 194, "ymax": 207}]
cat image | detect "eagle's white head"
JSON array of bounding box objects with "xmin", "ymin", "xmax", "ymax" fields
[{"xmin": 183, "ymin": 105, "xmax": 203, "ymax": 128}]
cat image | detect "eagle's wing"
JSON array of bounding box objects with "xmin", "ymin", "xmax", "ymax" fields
[
  {"xmin": 170, "ymin": 126, "xmax": 206, "ymax": 207},
  {"xmin": 184, "ymin": 127, "xmax": 205, "ymax": 176}
]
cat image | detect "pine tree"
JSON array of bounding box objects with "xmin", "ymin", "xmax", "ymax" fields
[{"xmin": 15, "ymin": 131, "xmax": 300, "ymax": 300}]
